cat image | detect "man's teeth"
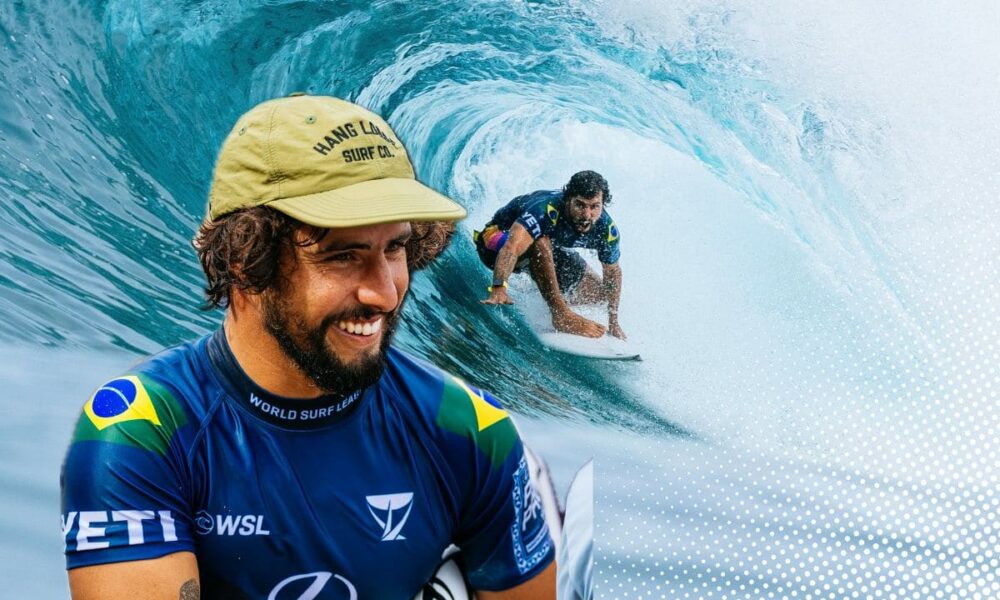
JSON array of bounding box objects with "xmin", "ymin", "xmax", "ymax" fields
[{"xmin": 338, "ymin": 318, "xmax": 383, "ymax": 336}]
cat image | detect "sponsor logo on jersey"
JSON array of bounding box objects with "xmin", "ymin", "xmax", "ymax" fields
[
  {"xmin": 194, "ymin": 509, "xmax": 271, "ymax": 536},
  {"xmin": 607, "ymin": 220, "xmax": 619, "ymax": 243},
  {"xmin": 72, "ymin": 374, "xmax": 187, "ymax": 455},
  {"xmin": 365, "ymin": 492, "xmax": 414, "ymax": 541},
  {"xmin": 269, "ymin": 571, "xmax": 357, "ymax": 600},
  {"xmin": 194, "ymin": 509, "xmax": 214, "ymax": 534},
  {"xmin": 509, "ymin": 457, "xmax": 552, "ymax": 574},
  {"xmin": 62, "ymin": 509, "xmax": 178, "ymax": 552},
  {"xmin": 520, "ymin": 212, "xmax": 541, "ymax": 238},
  {"xmin": 545, "ymin": 203, "xmax": 559, "ymax": 225},
  {"xmin": 436, "ymin": 376, "xmax": 517, "ymax": 469}
]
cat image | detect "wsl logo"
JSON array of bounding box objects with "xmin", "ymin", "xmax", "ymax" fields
[
  {"xmin": 195, "ymin": 509, "xmax": 270, "ymax": 536},
  {"xmin": 365, "ymin": 492, "xmax": 414, "ymax": 541},
  {"xmin": 84, "ymin": 376, "xmax": 161, "ymax": 431},
  {"xmin": 194, "ymin": 510, "xmax": 214, "ymax": 535}
]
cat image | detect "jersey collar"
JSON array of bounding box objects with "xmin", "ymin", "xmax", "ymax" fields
[{"xmin": 206, "ymin": 329, "xmax": 365, "ymax": 430}]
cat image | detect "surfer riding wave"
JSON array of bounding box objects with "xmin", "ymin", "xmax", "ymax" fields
[{"xmin": 475, "ymin": 171, "xmax": 625, "ymax": 339}]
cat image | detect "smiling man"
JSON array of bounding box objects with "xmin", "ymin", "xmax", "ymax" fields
[
  {"xmin": 60, "ymin": 94, "xmax": 555, "ymax": 599},
  {"xmin": 476, "ymin": 171, "xmax": 625, "ymax": 339}
]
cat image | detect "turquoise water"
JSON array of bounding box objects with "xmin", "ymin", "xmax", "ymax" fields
[{"xmin": 2, "ymin": 0, "xmax": 999, "ymax": 597}]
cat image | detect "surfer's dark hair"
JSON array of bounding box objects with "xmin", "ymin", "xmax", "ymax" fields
[
  {"xmin": 193, "ymin": 206, "xmax": 455, "ymax": 309},
  {"xmin": 563, "ymin": 170, "xmax": 612, "ymax": 205}
]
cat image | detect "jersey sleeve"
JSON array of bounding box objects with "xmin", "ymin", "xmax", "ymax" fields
[
  {"xmin": 514, "ymin": 197, "xmax": 558, "ymax": 241},
  {"xmin": 61, "ymin": 373, "xmax": 194, "ymax": 569},
  {"xmin": 597, "ymin": 217, "xmax": 621, "ymax": 264},
  {"xmin": 435, "ymin": 376, "xmax": 555, "ymax": 591}
]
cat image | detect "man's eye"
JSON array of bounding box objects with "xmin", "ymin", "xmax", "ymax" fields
[
  {"xmin": 323, "ymin": 252, "xmax": 354, "ymax": 263},
  {"xmin": 387, "ymin": 241, "xmax": 408, "ymax": 253}
]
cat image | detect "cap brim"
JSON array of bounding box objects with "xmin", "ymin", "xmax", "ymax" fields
[{"xmin": 265, "ymin": 177, "xmax": 466, "ymax": 228}]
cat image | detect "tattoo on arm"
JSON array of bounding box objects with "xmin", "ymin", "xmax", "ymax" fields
[{"xmin": 179, "ymin": 579, "xmax": 200, "ymax": 600}]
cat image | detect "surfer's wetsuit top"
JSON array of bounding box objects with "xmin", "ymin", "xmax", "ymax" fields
[
  {"xmin": 61, "ymin": 330, "xmax": 554, "ymax": 598},
  {"xmin": 475, "ymin": 190, "xmax": 621, "ymax": 292}
]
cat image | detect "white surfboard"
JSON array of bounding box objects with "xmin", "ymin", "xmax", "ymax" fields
[
  {"xmin": 519, "ymin": 286, "xmax": 641, "ymax": 361},
  {"xmin": 416, "ymin": 548, "xmax": 473, "ymax": 600},
  {"xmin": 534, "ymin": 330, "xmax": 639, "ymax": 361},
  {"xmin": 558, "ymin": 460, "xmax": 594, "ymax": 600}
]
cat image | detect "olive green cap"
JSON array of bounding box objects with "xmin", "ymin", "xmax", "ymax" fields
[{"xmin": 207, "ymin": 93, "xmax": 466, "ymax": 226}]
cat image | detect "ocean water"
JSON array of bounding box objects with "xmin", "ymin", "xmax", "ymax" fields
[{"xmin": 1, "ymin": 0, "xmax": 998, "ymax": 597}]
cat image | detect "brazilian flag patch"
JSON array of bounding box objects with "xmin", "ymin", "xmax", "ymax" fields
[
  {"xmin": 545, "ymin": 204, "xmax": 559, "ymax": 225},
  {"xmin": 436, "ymin": 376, "xmax": 517, "ymax": 469},
  {"xmin": 72, "ymin": 374, "xmax": 187, "ymax": 456},
  {"xmin": 607, "ymin": 221, "xmax": 620, "ymax": 243}
]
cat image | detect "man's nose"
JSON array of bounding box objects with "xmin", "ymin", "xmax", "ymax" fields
[{"xmin": 356, "ymin": 255, "xmax": 401, "ymax": 311}]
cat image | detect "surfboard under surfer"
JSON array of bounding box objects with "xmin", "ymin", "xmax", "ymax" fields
[{"xmin": 475, "ymin": 171, "xmax": 626, "ymax": 339}]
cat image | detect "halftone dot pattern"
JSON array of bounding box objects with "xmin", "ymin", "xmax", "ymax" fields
[{"xmin": 594, "ymin": 168, "xmax": 1000, "ymax": 596}]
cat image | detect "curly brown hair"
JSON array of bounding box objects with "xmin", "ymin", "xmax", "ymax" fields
[{"xmin": 192, "ymin": 207, "xmax": 456, "ymax": 309}]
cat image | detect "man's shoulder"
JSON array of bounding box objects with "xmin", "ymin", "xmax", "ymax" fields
[
  {"xmin": 532, "ymin": 189, "xmax": 562, "ymax": 202},
  {"xmin": 68, "ymin": 335, "xmax": 214, "ymax": 455},
  {"xmin": 596, "ymin": 209, "xmax": 620, "ymax": 243},
  {"xmin": 506, "ymin": 189, "xmax": 559, "ymax": 212},
  {"xmin": 382, "ymin": 348, "xmax": 521, "ymax": 469},
  {"xmin": 511, "ymin": 191, "xmax": 562, "ymax": 237},
  {"xmin": 121, "ymin": 334, "xmax": 216, "ymax": 410},
  {"xmin": 522, "ymin": 189, "xmax": 561, "ymax": 207},
  {"xmin": 597, "ymin": 208, "xmax": 617, "ymax": 228},
  {"xmin": 140, "ymin": 332, "xmax": 210, "ymax": 375}
]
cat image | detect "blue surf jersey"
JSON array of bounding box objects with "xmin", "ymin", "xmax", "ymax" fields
[
  {"xmin": 488, "ymin": 190, "xmax": 621, "ymax": 264},
  {"xmin": 61, "ymin": 330, "xmax": 554, "ymax": 598}
]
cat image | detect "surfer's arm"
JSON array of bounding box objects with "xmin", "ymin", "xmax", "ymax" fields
[
  {"xmin": 68, "ymin": 551, "xmax": 200, "ymax": 599},
  {"xmin": 482, "ymin": 222, "xmax": 534, "ymax": 305},
  {"xmin": 602, "ymin": 261, "xmax": 625, "ymax": 339},
  {"xmin": 527, "ymin": 235, "xmax": 570, "ymax": 312},
  {"xmin": 477, "ymin": 561, "xmax": 557, "ymax": 599},
  {"xmin": 528, "ymin": 236, "xmax": 605, "ymax": 338}
]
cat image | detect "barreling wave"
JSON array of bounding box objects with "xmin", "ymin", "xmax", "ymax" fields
[{"xmin": 3, "ymin": 0, "xmax": 988, "ymax": 439}]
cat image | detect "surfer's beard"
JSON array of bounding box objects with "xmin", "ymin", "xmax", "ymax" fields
[{"xmin": 260, "ymin": 290, "xmax": 404, "ymax": 395}]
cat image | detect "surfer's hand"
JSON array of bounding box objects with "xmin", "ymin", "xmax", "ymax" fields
[
  {"xmin": 482, "ymin": 287, "xmax": 514, "ymax": 305},
  {"xmin": 609, "ymin": 321, "xmax": 627, "ymax": 340},
  {"xmin": 552, "ymin": 308, "xmax": 606, "ymax": 338}
]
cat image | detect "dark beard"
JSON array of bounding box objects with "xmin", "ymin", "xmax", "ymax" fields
[{"xmin": 261, "ymin": 292, "xmax": 402, "ymax": 396}]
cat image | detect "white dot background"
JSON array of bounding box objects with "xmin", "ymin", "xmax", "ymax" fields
[
  {"xmin": 592, "ymin": 186, "xmax": 1000, "ymax": 598},
  {"xmin": 561, "ymin": 3, "xmax": 1000, "ymax": 598}
]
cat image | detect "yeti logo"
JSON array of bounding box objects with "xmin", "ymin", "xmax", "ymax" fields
[{"xmin": 365, "ymin": 492, "xmax": 414, "ymax": 541}]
